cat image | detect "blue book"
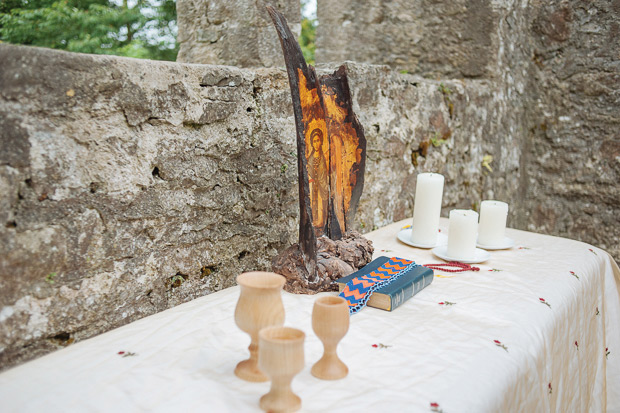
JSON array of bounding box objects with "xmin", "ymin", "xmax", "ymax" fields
[{"xmin": 336, "ymin": 256, "xmax": 434, "ymax": 311}]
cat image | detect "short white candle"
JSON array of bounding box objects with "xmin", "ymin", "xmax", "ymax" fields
[
  {"xmin": 447, "ymin": 209, "xmax": 479, "ymax": 260},
  {"xmin": 478, "ymin": 200, "xmax": 509, "ymax": 246},
  {"xmin": 411, "ymin": 173, "xmax": 445, "ymax": 246}
]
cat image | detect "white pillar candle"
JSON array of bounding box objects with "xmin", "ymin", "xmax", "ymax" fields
[
  {"xmin": 478, "ymin": 200, "xmax": 509, "ymax": 246},
  {"xmin": 447, "ymin": 209, "xmax": 479, "ymax": 260},
  {"xmin": 411, "ymin": 173, "xmax": 445, "ymax": 246}
]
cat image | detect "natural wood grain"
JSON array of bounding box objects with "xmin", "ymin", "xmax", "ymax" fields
[
  {"xmin": 267, "ymin": 5, "xmax": 369, "ymax": 293},
  {"xmin": 266, "ymin": 5, "xmax": 318, "ymax": 282},
  {"xmin": 234, "ymin": 272, "xmax": 286, "ymax": 382},
  {"xmin": 310, "ymin": 295, "xmax": 350, "ymax": 380},
  {"xmin": 320, "ymin": 66, "xmax": 366, "ymax": 239},
  {"xmin": 267, "ymin": 6, "xmax": 366, "ymax": 242},
  {"xmin": 258, "ymin": 327, "xmax": 305, "ymax": 413}
]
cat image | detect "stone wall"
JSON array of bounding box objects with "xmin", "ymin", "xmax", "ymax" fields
[
  {"xmin": 0, "ymin": 43, "xmax": 519, "ymax": 369},
  {"xmin": 317, "ymin": 0, "xmax": 500, "ymax": 79},
  {"xmin": 317, "ymin": 0, "xmax": 620, "ymax": 259},
  {"xmin": 0, "ymin": 45, "xmax": 299, "ymax": 368},
  {"xmin": 522, "ymin": 0, "xmax": 620, "ymax": 258},
  {"xmin": 177, "ymin": 0, "xmax": 300, "ymax": 67}
]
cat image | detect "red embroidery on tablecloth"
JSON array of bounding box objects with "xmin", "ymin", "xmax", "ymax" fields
[
  {"xmin": 488, "ymin": 268, "xmax": 502, "ymax": 272},
  {"xmin": 118, "ymin": 351, "xmax": 137, "ymax": 357},
  {"xmin": 371, "ymin": 343, "xmax": 391, "ymax": 349},
  {"xmin": 575, "ymin": 341, "xmax": 579, "ymax": 350},
  {"xmin": 548, "ymin": 383, "xmax": 552, "ymax": 394},
  {"xmin": 539, "ymin": 298, "xmax": 551, "ymax": 308},
  {"xmin": 439, "ymin": 301, "xmax": 456, "ymax": 306},
  {"xmin": 494, "ymin": 340, "xmax": 508, "ymax": 352},
  {"xmin": 596, "ymin": 307, "xmax": 600, "ymax": 316},
  {"xmin": 570, "ymin": 271, "xmax": 579, "ymax": 280},
  {"xmin": 589, "ymin": 248, "xmax": 597, "ymax": 255},
  {"xmin": 606, "ymin": 347, "xmax": 610, "ymax": 359},
  {"xmin": 430, "ymin": 402, "xmax": 443, "ymax": 412}
]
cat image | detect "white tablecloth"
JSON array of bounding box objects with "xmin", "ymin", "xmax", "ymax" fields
[{"xmin": 2, "ymin": 219, "xmax": 619, "ymax": 412}]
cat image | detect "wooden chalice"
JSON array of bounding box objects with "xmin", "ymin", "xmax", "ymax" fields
[
  {"xmin": 258, "ymin": 326, "xmax": 305, "ymax": 413},
  {"xmin": 311, "ymin": 295, "xmax": 350, "ymax": 380},
  {"xmin": 234, "ymin": 271, "xmax": 286, "ymax": 382}
]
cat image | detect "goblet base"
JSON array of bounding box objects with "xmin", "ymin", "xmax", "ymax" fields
[
  {"xmin": 260, "ymin": 391, "xmax": 301, "ymax": 413},
  {"xmin": 235, "ymin": 358, "xmax": 268, "ymax": 382},
  {"xmin": 311, "ymin": 356, "xmax": 348, "ymax": 380}
]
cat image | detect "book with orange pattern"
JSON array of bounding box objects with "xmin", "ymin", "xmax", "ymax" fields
[{"xmin": 336, "ymin": 257, "xmax": 434, "ymax": 311}]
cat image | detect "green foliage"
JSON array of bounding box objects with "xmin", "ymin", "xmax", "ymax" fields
[
  {"xmin": 429, "ymin": 132, "xmax": 447, "ymax": 147},
  {"xmin": 299, "ymin": 16, "xmax": 316, "ymax": 65},
  {"xmin": 438, "ymin": 82, "xmax": 452, "ymax": 96},
  {"xmin": 0, "ymin": 0, "xmax": 178, "ymax": 60},
  {"xmin": 298, "ymin": 0, "xmax": 316, "ymax": 65},
  {"xmin": 481, "ymin": 154, "xmax": 493, "ymax": 173},
  {"xmin": 45, "ymin": 272, "xmax": 57, "ymax": 284}
]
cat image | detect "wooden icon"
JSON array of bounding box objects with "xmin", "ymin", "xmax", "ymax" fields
[
  {"xmin": 234, "ymin": 272, "xmax": 286, "ymax": 382},
  {"xmin": 311, "ymin": 295, "xmax": 350, "ymax": 380},
  {"xmin": 267, "ymin": 6, "xmax": 370, "ymax": 294},
  {"xmin": 258, "ymin": 326, "xmax": 305, "ymax": 413}
]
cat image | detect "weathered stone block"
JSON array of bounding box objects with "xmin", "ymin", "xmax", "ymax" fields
[
  {"xmin": 316, "ymin": 0, "xmax": 499, "ymax": 79},
  {"xmin": 177, "ymin": 0, "xmax": 301, "ymax": 67},
  {"xmin": 0, "ymin": 45, "xmax": 299, "ymax": 368},
  {"xmin": 519, "ymin": 0, "xmax": 620, "ymax": 259}
]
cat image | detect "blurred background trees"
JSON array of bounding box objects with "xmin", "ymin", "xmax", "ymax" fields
[
  {"xmin": 0, "ymin": 0, "xmax": 316, "ymax": 62},
  {"xmin": 299, "ymin": 0, "xmax": 315, "ymax": 65},
  {"xmin": 1, "ymin": 0, "xmax": 178, "ymax": 60}
]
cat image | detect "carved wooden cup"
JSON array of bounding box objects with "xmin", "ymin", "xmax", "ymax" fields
[
  {"xmin": 234, "ymin": 272, "xmax": 286, "ymax": 382},
  {"xmin": 311, "ymin": 295, "xmax": 350, "ymax": 380},
  {"xmin": 258, "ymin": 326, "xmax": 305, "ymax": 413}
]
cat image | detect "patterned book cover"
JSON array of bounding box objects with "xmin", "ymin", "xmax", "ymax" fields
[{"xmin": 336, "ymin": 256, "xmax": 434, "ymax": 311}]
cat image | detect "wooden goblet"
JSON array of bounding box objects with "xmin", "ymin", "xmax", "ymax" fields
[
  {"xmin": 258, "ymin": 326, "xmax": 305, "ymax": 413},
  {"xmin": 311, "ymin": 295, "xmax": 350, "ymax": 380},
  {"xmin": 234, "ymin": 271, "xmax": 286, "ymax": 382}
]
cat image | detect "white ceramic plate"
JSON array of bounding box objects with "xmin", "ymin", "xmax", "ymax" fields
[
  {"xmin": 476, "ymin": 237, "xmax": 515, "ymax": 250},
  {"xmin": 397, "ymin": 228, "xmax": 448, "ymax": 249},
  {"xmin": 431, "ymin": 245, "xmax": 491, "ymax": 264}
]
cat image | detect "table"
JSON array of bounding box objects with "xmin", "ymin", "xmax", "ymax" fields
[{"xmin": 1, "ymin": 218, "xmax": 619, "ymax": 412}]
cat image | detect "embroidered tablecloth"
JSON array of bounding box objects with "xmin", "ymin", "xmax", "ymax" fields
[{"xmin": 1, "ymin": 218, "xmax": 619, "ymax": 412}]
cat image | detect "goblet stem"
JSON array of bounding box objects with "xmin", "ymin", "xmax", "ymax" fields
[
  {"xmin": 234, "ymin": 340, "xmax": 268, "ymax": 382},
  {"xmin": 249, "ymin": 341, "xmax": 258, "ymax": 364},
  {"xmin": 260, "ymin": 377, "xmax": 301, "ymax": 413},
  {"xmin": 311, "ymin": 346, "xmax": 348, "ymax": 380}
]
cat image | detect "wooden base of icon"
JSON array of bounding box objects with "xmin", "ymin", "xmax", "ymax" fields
[{"xmin": 272, "ymin": 231, "xmax": 373, "ymax": 294}]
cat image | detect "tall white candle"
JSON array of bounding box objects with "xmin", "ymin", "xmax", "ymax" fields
[
  {"xmin": 447, "ymin": 209, "xmax": 478, "ymax": 259},
  {"xmin": 478, "ymin": 200, "xmax": 509, "ymax": 246},
  {"xmin": 411, "ymin": 173, "xmax": 445, "ymax": 246}
]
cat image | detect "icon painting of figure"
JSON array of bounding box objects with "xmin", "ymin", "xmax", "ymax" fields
[
  {"xmin": 308, "ymin": 128, "xmax": 329, "ymax": 234},
  {"xmin": 268, "ymin": 5, "xmax": 371, "ymax": 293}
]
